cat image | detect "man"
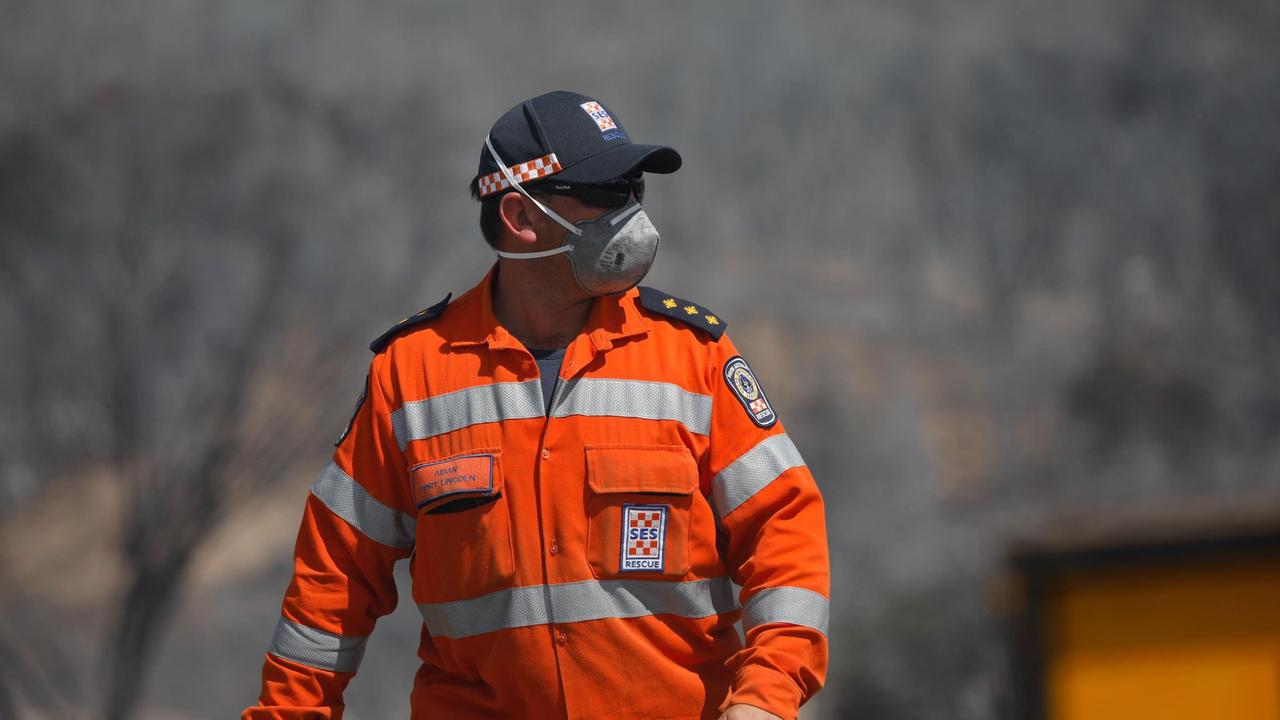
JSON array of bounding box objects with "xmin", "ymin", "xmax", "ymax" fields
[{"xmin": 245, "ymin": 91, "xmax": 829, "ymax": 720}]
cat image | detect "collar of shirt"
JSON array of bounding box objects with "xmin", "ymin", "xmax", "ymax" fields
[{"xmin": 445, "ymin": 263, "xmax": 653, "ymax": 359}]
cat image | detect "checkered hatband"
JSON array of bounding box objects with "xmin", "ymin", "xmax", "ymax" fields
[{"xmin": 477, "ymin": 152, "xmax": 563, "ymax": 198}]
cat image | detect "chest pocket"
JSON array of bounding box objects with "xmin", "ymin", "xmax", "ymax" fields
[
  {"xmin": 585, "ymin": 444, "xmax": 698, "ymax": 580},
  {"xmin": 410, "ymin": 448, "xmax": 515, "ymax": 602}
]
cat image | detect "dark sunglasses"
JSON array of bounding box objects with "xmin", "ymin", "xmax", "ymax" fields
[{"xmin": 536, "ymin": 173, "xmax": 645, "ymax": 208}]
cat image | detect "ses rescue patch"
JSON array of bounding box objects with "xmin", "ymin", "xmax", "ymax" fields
[
  {"xmin": 620, "ymin": 504, "xmax": 668, "ymax": 572},
  {"xmin": 724, "ymin": 356, "xmax": 777, "ymax": 428}
]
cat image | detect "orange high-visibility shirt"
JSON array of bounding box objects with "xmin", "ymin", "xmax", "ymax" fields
[{"xmin": 244, "ymin": 267, "xmax": 829, "ymax": 720}]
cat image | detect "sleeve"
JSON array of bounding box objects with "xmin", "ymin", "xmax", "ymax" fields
[
  {"xmin": 707, "ymin": 335, "xmax": 830, "ymax": 720},
  {"xmin": 243, "ymin": 353, "xmax": 416, "ymax": 720}
]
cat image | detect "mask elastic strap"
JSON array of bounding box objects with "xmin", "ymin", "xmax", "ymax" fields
[
  {"xmin": 485, "ymin": 135, "xmax": 583, "ymax": 238},
  {"xmin": 609, "ymin": 202, "xmax": 643, "ymax": 227},
  {"xmin": 494, "ymin": 246, "xmax": 570, "ymax": 259}
]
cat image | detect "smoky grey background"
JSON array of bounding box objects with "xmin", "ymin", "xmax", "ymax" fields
[{"xmin": 2, "ymin": 1, "xmax": 1278, "ymax": 718}]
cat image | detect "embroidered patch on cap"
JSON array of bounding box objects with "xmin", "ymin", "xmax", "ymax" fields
[
  {"xmin": 580, "ymin": 101, "xmax": 618, "ymax": 132},
  {"xmin": 724, "ymin": 356, "xmax": 777, "ymax": 428},
  {"xmin": 621, "ymin": 504, "xmax": 667, "ymax": 572},
  {"xmin": 411, "ymin": 454, "xmax": 495, "ymax": 509}
]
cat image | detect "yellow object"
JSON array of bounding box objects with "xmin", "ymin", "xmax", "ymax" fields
[{"xmin": 1046, "ymin": 554, "xmax": 1280, "ymax": 720}]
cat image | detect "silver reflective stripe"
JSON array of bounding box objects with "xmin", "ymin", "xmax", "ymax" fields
[
  {"xmin": 268, "ymin": 617, "xmax": 368, "ymax": 672},
  {"xmin": 310, "ymin": 462, "xmax": 415, "ymax": 549},
  {"xmin": 392, "ymin": 380, "xmax": 544, "ymax": 450},
  {"xmin": 419, "ymin": 576, "xmax": 739, "ymax": 639},
  {"xmin": 552, "ymin": 378, "xmax": 712, "ymax": 435},
  {"xmin": 712, "ymin": 433, "xmax": 806, "ymax": 519},
  {"xmin": 742, "ymin": 586, "xmax": 830, "ymax": 636}
]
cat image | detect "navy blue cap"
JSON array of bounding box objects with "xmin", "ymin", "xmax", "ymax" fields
[{"xmin": 476, "ymin": 90, "xmax": 681, "ymax": 193}]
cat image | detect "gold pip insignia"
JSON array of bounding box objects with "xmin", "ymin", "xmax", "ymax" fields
[{"xmin": 636, "ymin": 286, "xmax": 727, "ymax": 339}]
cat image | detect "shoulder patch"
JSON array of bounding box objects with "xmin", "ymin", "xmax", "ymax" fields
[
  {"xmin": 369, "ymin": 293, "xmax": 452, "ymax": 353},
  {"xmin": 723, "ymin": 355, "xmax": 777, "ymax": 428},
  {"xmin": 334, "ymin": 373, "xmax": 368, "ymax": 447},
  {"xmin": 637, "ymin": 286, "xmax": 726, "ymax": 339}
]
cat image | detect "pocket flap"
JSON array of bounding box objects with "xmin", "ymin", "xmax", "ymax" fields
[
  {"xmin": 585, "ymin": 444, "xmax": 698, "ymax": 495},
  {"xmin": 410, "ymin": 449, "xmax": 501, "ymax": 511}
]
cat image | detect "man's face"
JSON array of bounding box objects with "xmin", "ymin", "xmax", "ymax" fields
[
  {"xmin": 494, "ymin": 175, "xmax": 648, "ymax": 295},
  {"xmin": 502, "ymin": 187, "xmax": 644, "ymax": 299}
]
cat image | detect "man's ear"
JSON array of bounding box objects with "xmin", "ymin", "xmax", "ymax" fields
[{"xmin": 498, "ymin": 192, "xmax": 540, "ymax": 248}]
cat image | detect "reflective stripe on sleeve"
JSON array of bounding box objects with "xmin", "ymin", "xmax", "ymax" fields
[
  {"xmin": 741, "ymin": 586, "xmax": 830, "ymax": 636},
  {"xmin": 551, "ymin": 378, "xmax": 712, "ymax": 436},
  {"xmin": 418, "ymin": 576, "xmax": 738, "ymax": 639},
  {"xmin": 268, "ymin": 617, "xmax": 368, "ymax": 673},
  {"xmin": 310, "ymin": 462, "xmax": 415, "ymax": 549},
  {"xmin": 391, "ymin": 380, "xmax": 544, "ymax": 450},
  {"xmin": 711, "ymin": 433, "xmax": 806, "ymax": 519}
]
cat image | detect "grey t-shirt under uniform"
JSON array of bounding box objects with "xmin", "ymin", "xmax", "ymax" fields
[{"xmin": 527, "ymin": 347, "xmax": 566, "ymax": 412}]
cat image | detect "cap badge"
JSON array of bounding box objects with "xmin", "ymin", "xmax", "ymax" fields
[{"xmin": 580, "ymin": 101, "xmax": 618, "ymax": 132}]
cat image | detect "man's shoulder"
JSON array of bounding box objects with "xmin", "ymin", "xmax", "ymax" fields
[
  {"xmin": 635, "ymin": 286, "xmax": 727, "ymax": 340},
  {"xmin": 369, "ymin": 293, "xmax": 453, "ymax": 353}
]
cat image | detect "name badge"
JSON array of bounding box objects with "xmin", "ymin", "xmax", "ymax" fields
[{"xmin": 412, "ymin": 453, "xmax": 495, "ymax": 509}]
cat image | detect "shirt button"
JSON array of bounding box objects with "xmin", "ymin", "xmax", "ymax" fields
[
  {"xmin": 549, "ymin": 540, "xmax": 559, "ymax": 555},
  {"xmin": 556, "ymin": 632, "xmax": 568, "ymax": 646},
  {"xmin": 541, "ymin": 448, "xmax": 550, "ymax": 460}
]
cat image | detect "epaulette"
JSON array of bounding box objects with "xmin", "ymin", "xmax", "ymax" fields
[
  {"xmin": 369, "ymin": 293, "xmax": 452, "ymax": 352},
  {"xmin": 637, "ymin": 286, "xmax": 726, "ymax": 339}
]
